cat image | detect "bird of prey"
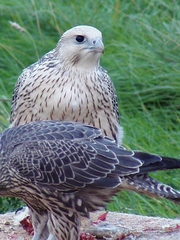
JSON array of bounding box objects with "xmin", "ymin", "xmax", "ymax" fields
[
  {"xmin": 10, "ymin": 25, "xmax": 123, "ymax": 144},
  {"xmin": 0, "ymin": 120, "xmax": 180, "ymax": 240}
]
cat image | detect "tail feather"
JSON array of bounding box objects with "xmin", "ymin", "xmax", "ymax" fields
[{"xmin": 120, "ymin": 174, "xmax": 180, "ymax": 205}]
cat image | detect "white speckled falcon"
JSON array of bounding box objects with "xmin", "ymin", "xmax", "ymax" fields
[{"xmin": 10, "ymin": 25, "xmax": 123, "ymax": 144}]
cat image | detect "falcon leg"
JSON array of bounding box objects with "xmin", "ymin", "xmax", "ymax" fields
[
  {"xmin": 30, "ymin": 210, "xmax": 49, "ymax": 240},
  {"xmin": 47, "ymin": 212, "xmax": 81, "ymax": 240},
  {"xmin": 47, "ymin": 233, "xmax": 56, "ymax": 240}
]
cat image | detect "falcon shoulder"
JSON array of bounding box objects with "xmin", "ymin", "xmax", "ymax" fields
[
  {"xmin": 99, "ymin": 66, "xmax": 120, "ymax": 123},
  {"xmin": 10, "ymin": 49, "xmax": 56, "ymax": 124}
]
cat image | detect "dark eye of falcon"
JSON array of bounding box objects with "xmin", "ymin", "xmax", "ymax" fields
[{"xmin": 75, "ymin": 35, "xmax": 85, "ymax": 43}]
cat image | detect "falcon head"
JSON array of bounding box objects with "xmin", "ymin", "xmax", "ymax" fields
[{"xmin": 56, "ymin": 25, "xmax": 104, "ymax": 69}]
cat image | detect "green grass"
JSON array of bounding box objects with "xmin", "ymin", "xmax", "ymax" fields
[{"xmin": 0, "ymin": 0, "xmax": 180, "ymax": 217}]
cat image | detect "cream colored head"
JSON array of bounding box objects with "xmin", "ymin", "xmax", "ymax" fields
[{"xmin": 56, "ymin": 25, "xmax": 104, "ymax": 69}]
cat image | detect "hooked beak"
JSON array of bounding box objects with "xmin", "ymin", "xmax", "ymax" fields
[{"xmin": 88, "ymin": 38, "xmax": 104, "ymax": 54}]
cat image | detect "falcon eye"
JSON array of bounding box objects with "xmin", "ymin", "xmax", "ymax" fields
[{"xmin": 75, "ymin": 35, "xmax": 85, "ymax": 43}]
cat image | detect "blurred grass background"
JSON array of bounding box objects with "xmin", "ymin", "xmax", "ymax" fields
[{"xmin": 0, "ymin": 0, "xmax": 180, "ymax": 217}]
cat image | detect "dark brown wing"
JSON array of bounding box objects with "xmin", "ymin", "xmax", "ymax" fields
[{"xmin": 1, "ymin": 121, "xmax": 140, "ymax": 193}]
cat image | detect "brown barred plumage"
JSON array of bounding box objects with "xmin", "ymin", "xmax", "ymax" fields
[{"xmin": 1, "ymin": 121, "xmax": 180, "ymax": 239}]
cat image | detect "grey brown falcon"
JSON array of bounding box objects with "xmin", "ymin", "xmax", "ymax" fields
[
  {"xmin": 10, "ymin": 25, "xmax": 123, "ymax": 144},
  {"xmin": 1, "ymin": 120, "xmax": 180, "ymax": 240}
]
